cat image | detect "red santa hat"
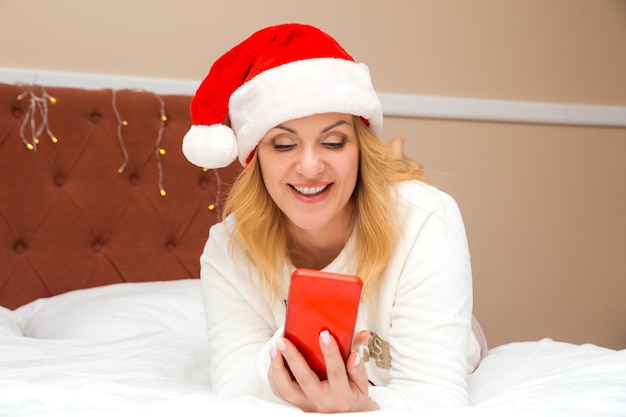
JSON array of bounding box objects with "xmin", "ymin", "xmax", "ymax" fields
[{"xmin": 182, "ymin": 23, "xmax": 383, "ymax": 168}]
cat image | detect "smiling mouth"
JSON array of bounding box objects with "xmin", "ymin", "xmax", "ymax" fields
[{"xmin": 291, "ymin": 184, "xmax": 331, "ymax": 196}]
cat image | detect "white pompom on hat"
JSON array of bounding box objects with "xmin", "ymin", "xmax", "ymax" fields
[{"xmin": 182, "ymin": 23, "xmax": 383, "ymax": 169}]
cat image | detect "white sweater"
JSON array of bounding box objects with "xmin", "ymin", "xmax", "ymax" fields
[{"xmin": 200, "ymin": 180, "xmax": 481, "ymax": 409}]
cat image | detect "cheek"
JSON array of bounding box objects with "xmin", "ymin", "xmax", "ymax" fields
[
  {"xmin": 341, "ymin": 152, "xmax": 360, "ymax": 188},
  {"xmin": 258, "ymin": 154, "xmax": 283, "ymax": 195}
]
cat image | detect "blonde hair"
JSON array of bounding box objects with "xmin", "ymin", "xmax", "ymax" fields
[{"xmin": 222, "ymin": 116, "xmax": 424, "ymax": 299}]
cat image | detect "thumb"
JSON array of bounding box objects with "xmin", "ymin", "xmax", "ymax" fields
[{"xmin": 352, "ymin": 329, "xmax": 370, "ymax": 351}]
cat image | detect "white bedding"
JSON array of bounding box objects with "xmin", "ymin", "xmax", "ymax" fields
[{"xmin": 1, "ymin": 279, "xmax": 624, "ymax": 417}]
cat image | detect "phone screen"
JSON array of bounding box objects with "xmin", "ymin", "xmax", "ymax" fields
[{"xmin": 283, "ymin": 268, "xmax": 363, "ymax": 380}]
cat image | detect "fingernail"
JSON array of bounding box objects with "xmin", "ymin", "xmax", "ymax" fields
[
  {"xmin": 276, "ymin": 338, "xmax": 287, "ymax": 352},
  {"xmin": 270, "ymin": 344, "xmax": 277, "ymax": 359},
  {"xmin": 354, "ymin": 354, "xmax": 361, "ymax": 367},
  {"xmin": 320, "ymin": 330, "xmax": 331, "ymax": 345}
]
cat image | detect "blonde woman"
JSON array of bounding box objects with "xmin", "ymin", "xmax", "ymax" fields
[{"xmin": 182, "ymin": 23, "xmax": 481, "ymax": 413}]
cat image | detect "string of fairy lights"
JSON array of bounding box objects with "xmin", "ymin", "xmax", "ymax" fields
[
  {"xmin": 16, "ymin": 84, "xmax": 58, "ymax": 150},
  {"xmin": 15, "ymin": 83, "xmax": 222, "ymax": 215},
  {"xmin": 110, "ymin": 88, "xmax": 171, "ymax": 197}
]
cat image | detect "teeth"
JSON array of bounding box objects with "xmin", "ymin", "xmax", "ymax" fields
[{"xmin": 293, "ymin": 185, "xmax": 328, "ymax": 195}]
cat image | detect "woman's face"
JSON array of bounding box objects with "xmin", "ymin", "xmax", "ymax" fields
[{"xmin": 257, "ymin": 112, "xmax": 359, "ymax": 235}]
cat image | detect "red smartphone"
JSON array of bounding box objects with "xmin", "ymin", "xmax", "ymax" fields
[{"xmin": 283, "ymin": 268, "xmax": 363, "ymax": 380}]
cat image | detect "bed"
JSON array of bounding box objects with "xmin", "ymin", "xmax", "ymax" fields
[{"xmin": 1, "ymin": 82, "xmax": 624, "ymax": 416}]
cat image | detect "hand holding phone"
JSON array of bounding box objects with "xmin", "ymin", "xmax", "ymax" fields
[{"xmin": 283, "ymin": 268, "xmax": 363, "ymax": 380}]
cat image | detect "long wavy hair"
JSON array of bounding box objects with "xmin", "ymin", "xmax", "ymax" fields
[{"xmin": 222, "ymin": 116, "xmax": 424, "ymax": 300}]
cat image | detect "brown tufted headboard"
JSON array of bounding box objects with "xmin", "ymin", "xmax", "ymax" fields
[{"xmin": 0, "ymin": 83, "xmax": 242, "ymax": 309}]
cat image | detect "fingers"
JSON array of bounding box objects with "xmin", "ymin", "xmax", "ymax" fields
[
  {"xmin": 319, "ymin": 330, "xmax": 349, "ymax": 385},
  {"xmin": 319, "ymin": 330, "xmax": 370, "ymax": 394},
  {"xmin": 270, "ymin": 333, "xmax": 374, "ymax": 413},
  {"xmin": 269, "ymin": 337, "xmax": 320, "ymax": 406},
  {"xmin": 346, "ymin": 350, "xmax": 370, "ymax": 394},
  {"xmin": 268, "ymin": 339, "xmax": 300, "ymax": 399},
  {"xmin": 319, "ymin": 331, "xmax": 373, "ymax": 409}
]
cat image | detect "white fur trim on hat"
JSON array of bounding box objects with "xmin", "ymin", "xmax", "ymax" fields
[
  {"xmin": 182, "ymin": 124, "xmax": 238, "ymax": 168},
  {"xmin": 229, "ymin": 58, "xmax": 382, "ymax": 166}
]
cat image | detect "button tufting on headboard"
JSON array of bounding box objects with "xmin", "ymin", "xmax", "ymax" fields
[
  {"xmin": 13, "ymin": 242, "xmax": 26, "ymax": 255},
  {"xmin": 0, "ymin": 83, "xmax": 243, "ymax": 309}
]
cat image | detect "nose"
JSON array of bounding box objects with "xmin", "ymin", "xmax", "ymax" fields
[{"xmin": 296, "ymin": 145, "xmax": 324, "ymax": 178}]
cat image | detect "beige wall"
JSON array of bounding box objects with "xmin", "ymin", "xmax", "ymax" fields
[{"xmin": 1, "ymin": 0, "xmax": 625, "ymax": 349}]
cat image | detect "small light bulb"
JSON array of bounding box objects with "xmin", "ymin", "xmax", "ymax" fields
[
  {"xmin": 208, "ymin": 204, "xmax": 215, "ymax": 210},
  {"xmin": 34, "ymin": 138, "xmax": 40, "ymax": 144},
  {"xmin": 202, "ymin": 167, "xmax": 208, "ymax": 172},
  {"xmin": 49, "ymin": 96, "xmax": 57, "ymax": 104},
  {"xmin": 117, "ymin": 168, "xmax": 124, "ymax": 174},
  {"xmin": 51, "ymin": 137, "xmax": 58, "ymax": 143},
  {"xmin": 159, "ymin": 148, "xmax": 166, "ymax": 155},
  {"xmin": 161, "ymin": 115, "xmax": 167, "ymax": 122},
  {"xmin": 122, "ymin": 121, "xmax": 128, "ymax": 126},
  {"xmin": 160, "ymin": 189, "xmax": 167, "ymax": 197},
  {"xmin": 26, "ymin": 143, "xmax": 34, "ymax": 150}
]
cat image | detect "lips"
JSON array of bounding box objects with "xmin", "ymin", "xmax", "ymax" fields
[
  {"xmin": 292, "ymin": 184, "xmax": 330, "ymax": 195},
  {"xmin": 289, "ymin": 183, "xmax": 333, "ymax": 200}
]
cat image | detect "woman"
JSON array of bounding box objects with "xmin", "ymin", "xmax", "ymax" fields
[{"xmin": 182, "ymin": 23, "xmax": 481, "ymax": 412}]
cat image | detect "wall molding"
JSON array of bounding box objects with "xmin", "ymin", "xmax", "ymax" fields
[
  {"xmin": 379, "ymin": 93, "xmax": 626, "ymax": 128},
  {"xmin": 1, "ymin": 67, "xmax": 625, "ymax": 127}
]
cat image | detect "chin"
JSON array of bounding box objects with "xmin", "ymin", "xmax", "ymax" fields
[{"xmin": 288, "ymin": 215, "xmax": 331, "ymax": 232}]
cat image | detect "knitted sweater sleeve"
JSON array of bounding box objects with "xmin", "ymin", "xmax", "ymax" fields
[
  {"xmin": 199, "ymin": 220, "xmax": 283, "ymax": 402},
  {"xmin": 367, "ymin": 182, "xmax": 479, "ymax": 409}
]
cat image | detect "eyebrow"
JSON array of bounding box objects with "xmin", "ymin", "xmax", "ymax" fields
[{"xmin": 273, "ymin": 119, "xmax": 351, "ymax": 135}]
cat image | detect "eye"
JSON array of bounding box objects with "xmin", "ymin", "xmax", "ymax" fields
[
  {"xmin": 273, "ymin": 143, "xmax": 295, "ymax": 151},
  {"xmin": 322, "ymin": 134, "xmax": 347, "ymax": 150},
  {"xmin": 271, "ymin": 135, "xmax": 296, "ymax": 151}
]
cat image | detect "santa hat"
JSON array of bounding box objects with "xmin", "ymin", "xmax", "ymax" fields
[{"xmin": 182, "ymin": 23, "xmax": 383, "ymax": 169}]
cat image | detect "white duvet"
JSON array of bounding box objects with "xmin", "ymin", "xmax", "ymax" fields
[{"xmin": 1, "ymin": 279, "xmax": 624, "ymax": 417}]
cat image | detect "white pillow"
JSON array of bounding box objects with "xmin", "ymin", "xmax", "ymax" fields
[
  {"xmin": 14, "ymin": 279, "xmax": 206, "ymax": 340},
  {"xmin": 0, "ymin": 306, "xmax": 22, "ymax": 336}
]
